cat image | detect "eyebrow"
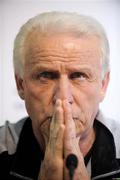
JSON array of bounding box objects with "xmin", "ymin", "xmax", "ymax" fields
[{"xmin": 30, "ymin": 63, "xmax": 94, "ymax": 75}]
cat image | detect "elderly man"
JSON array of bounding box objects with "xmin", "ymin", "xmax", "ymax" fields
[{"xmin": 0, "ymin": 11, "xmax": 120, "ymax": 180}]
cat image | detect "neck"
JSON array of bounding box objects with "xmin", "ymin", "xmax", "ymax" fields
[{"xmin": 79, "ymin": 127, "xmax": 96, "ymax": 157}]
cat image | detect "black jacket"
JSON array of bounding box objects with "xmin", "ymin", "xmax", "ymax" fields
[{"xmin": 0, "ymin": 118, "xmax": 120, "ymax": 180}]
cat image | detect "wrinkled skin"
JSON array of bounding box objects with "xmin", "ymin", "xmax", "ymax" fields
[{"xmin": 16, "ymin": 33, "xmax": 109, "ymax": 180}]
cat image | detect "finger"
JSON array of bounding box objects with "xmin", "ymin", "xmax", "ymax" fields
[
  {"xmin": 48, "ymin": 99, "xmax": 65, "ymax": 157},
  {"xmin": 63, "ymin": 100, "xmax": 76, "ymax": 136},
  {"xmin": 40, "ymin": 99, "xmax": 65, "ymax": 180},
  {"xmin": 50, "ymin": 99, "xmax": 64, "ymax": 131},
  {"xmin": 63, "ymin": 100, "xmax": 78, "ymax": 155}
]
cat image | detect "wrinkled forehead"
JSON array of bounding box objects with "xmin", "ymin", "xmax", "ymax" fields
[
  {"xmin": 24, "ymin": 31, "xmax": 102, "ymax": 68},
  {"xmin": 22, "ymin": 31, "xmax": 103, "ymax": 79}
]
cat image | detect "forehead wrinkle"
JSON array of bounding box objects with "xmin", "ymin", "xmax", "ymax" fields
[
  {"xmin": 26, "ymin": 55, "xmax": 99, "ymax": 77},
  {"xmin": 30, "ymin": 47, "xmax": 99, "ymax": 56},
  {"xmin": 28, "ymin": 60, "xmax": 95, "ymax": 73},
  {"xmin": 29, "ymin": 62, "xmax": 97, "ymax": 79},
  {"xmin": 27, "ymin": 48, "xmax": 99, "ymax": 65}
]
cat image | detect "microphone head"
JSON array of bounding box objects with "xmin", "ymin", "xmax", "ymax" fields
[{"xmin": 66, "ymin": 154, "xmax": 78, "ymax": 170}]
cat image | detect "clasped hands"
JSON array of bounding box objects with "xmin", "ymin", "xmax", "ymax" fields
[{"xmin": 38, "ymin": 99, "xmax": 90, "ymax": 180}]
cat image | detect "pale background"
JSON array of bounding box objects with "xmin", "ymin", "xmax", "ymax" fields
[{"xmin": 0, "ymin": 0, "xmax": 120, "ymax": 125}]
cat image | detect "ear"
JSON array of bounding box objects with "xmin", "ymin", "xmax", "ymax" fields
[
  {"xmin": 99, "ymin": 71, "xmax": 110, "ymax": 102},
  {"xmin": 15, "ymin": 74, "xmax": 25, "ymax": 100}
]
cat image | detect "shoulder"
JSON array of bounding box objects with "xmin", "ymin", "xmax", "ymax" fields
[
  {"xmin": 0, "ymin": 117, "xmax": 27, "ymax": 155},
  {"xmin": 96, "ymin": 111, "xmax": 120, "ymax": 158}
]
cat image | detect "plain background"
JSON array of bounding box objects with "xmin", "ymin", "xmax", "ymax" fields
[{"xmin": 0, "ymin": 0, "xmax": 120, "ymax": 125}]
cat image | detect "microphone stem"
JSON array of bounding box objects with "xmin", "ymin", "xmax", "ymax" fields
[
  {"xmin": 70, "ymin": 176, "xmax": 73, "ymax": 180},
  {"xmin": 69, "ymin": 166, "xmax": 75, "ymax": 180},
  {"xmin": 69, "ymin": 175, "xmax": 73, "ymax": 180}
]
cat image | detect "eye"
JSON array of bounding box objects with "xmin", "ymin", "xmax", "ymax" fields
[
  {"xmin": 70, "ymin": 72, "xmax": 88, "ymax": 81},
  {"xmin": 37, "ymin": 71, "xmax": 59, "ymax": 80}
]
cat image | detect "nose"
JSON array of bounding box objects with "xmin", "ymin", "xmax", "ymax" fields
[{"xmin": 53, "ymin": 76, "xmax": 73, "ymax": 104}]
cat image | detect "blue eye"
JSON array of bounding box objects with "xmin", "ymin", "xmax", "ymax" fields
[
  {"xmin": 70, "ymin": 72, "xmax": 87, "ymax": 80},
  {"xmin": 37, "ymin": 71, "xmax": 59, "ymax": 80}
]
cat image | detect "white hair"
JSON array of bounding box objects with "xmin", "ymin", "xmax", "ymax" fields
[{"xmin": 13, "ymin": 11, "xmax": 110, "ymax": 78}]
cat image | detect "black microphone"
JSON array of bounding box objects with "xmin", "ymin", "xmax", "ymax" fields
[{"xmin": 66, "ymin": 154, "xmax": 78, "ymax": 180}]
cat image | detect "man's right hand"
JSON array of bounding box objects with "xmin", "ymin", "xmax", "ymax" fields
[{"xmin": 38, "ymin": 99, "xmax": 65, "ymax": 180}]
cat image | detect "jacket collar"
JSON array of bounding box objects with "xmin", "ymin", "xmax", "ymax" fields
[
  {"xmin": 10, "ymin": 118, "xmax": 43, "ymax": 180},
  {"xmin": 96, "ymin": 111, "xmax": 120, "ymax": 159},
  {"xmin": 91, "ymin": 120, "xmax": 120, "ymax": 179}
]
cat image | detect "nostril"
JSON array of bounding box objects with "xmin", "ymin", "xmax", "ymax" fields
[{"xmin": 69, "ymin": 100, "xmax": 73, "ymax": 104}]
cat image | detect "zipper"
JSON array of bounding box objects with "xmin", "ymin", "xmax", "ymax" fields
[
  {"xmin": 92, "ymin": 169, "xmax": 120, "ymax": 180},
  {"xmin": 10, "ymin": 171, "xmax": 33, "ymax": 180}
]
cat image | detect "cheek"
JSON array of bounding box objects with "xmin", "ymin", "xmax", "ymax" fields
[
  {"xmin": 24, "ymin": 82, "xmax": 51, "ymax": 104},
  {"xmin": 75, "ymin": 84, "xmax": 101, "ymax": 107},
  {"xmin": 23, "ymin": 81, "xmax": 55, "ymax": 122},
  {"xmin": 74, "ymin": 85, "xmax": 101, "ymax": 133},
  {"xmin": 23, "ymin": 83, "xmax": 52, "ymax": 146}
]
